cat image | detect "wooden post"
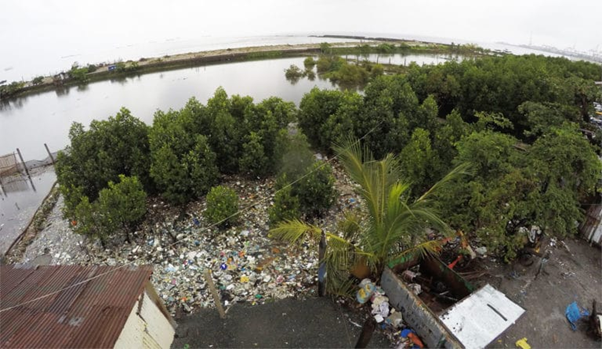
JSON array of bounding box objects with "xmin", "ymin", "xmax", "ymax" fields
[
  {"xmin": 204, "ymin": 269, "xmax": 226, "ymax": 319},
  {"xmin": 16, "ymin": 148, "xmax": 31, "ymax": 178},
  {"xmin": 318, "ymin": 230, "xmax": 326, "ymax": 297},
  {"xmin": 44, "ymin": 144, "xmax": 55, "ymax": 165},
  {"xmin": 355, "ymin": 317, "xmax": 376, "ymax": 348}
]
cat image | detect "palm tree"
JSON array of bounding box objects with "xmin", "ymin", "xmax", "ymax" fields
[{"xmin": 270, "ymin": 139, "xmax": 467, "ymax": 294}]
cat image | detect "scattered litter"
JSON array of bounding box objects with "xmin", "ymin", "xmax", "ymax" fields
[
  {"xmin": 357, "ymin": 279, "xmax": 376, "ymax": 304},
  {"xmin": 348, "ymin": 319, "xmax": 362, "ymax": 328},
  {"xmin": 408, "ymin": 283, "xmax": 422, "ymax": 295},
  {"xmin": 566, "ymin": 301, "xmax": 590, "ymax": 331},
  {"xmin": 401, "ymin": 270, "xmax": 417, "ymax": 282},
  {"xmin": 386, "ymin": 311, "xmax": 403, "ymax": 328},
  {"xmin": 475, "ymin": 246, "xmax": 487, "ymax": 256},
  {"xmin": 515, "ymin": 337, "xmax": 531, "ymax": 349}
]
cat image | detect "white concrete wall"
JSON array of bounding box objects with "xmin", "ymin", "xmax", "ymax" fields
[{"xmin": 114, "ymin": 291, "xmax": 175, "ymax": 349}]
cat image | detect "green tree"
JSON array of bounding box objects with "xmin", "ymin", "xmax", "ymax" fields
[
  {"xmin": 518, "ymin": 101, "xmax": 580, "ymax": 138},
  {"xmin": 304, "ymin": 57, "xmax": 316, "ymax": 69},
  {"xmin": 97, "ymin": 175, "xmax": 147, "ymax": 238},
  {"xmin": 285, "ymin": 65, "xmax": 304, "ymax": 82},
  {"xmin": 205, "ymin": 186, "xmax": 239, "ymax": 227},
  {"xmin": 298, "ymin": 88, "xmax": 344, "ymax": 150},
  {"xmin": 400, "ymin": 128, "xmax": 442, "ymax": 198},
  {"xmin": 269, "ymin": 178, "xmax": 301, "ymax": 226},
  {"xmin": 240, "ymin": 132, "xmax": 269, "ymax": 177},
  {"xmin": 295, "ymin": 162, "xmax": 337, "ymax": 218},
  {"xmin": 56, "ymin": 108, "xmax": 151, "ymax": 217},
  {"xmin": 73, "ymin": 175, "xmax": 146, "ymax": 244},
  {"xmin": 271, "ymin": 141, "xmax": 465, "ymax": 294},
  {"xmin": 149, "ymin": 105, "xmax": 219, "ymax": 204},
  {"xmin": 202, "ymin": 88, "xmax": 241, "ymax": 174}
]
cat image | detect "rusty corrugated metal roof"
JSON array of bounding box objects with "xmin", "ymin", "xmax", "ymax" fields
[{"xmin": 0, "ymin": 265, "xmax": 153, "ymax": 348}]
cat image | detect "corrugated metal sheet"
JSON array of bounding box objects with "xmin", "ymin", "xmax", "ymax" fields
[
  {"xmin": 0, "ymin": 265, "xmax": 153, "ymax": 348},
  {"xmin": 579, "ymin": 204, "xmax": 602, "ymax": 244}
]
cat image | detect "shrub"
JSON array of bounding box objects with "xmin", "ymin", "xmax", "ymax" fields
[
  {"xmin": 278, "ymin": 132, "xmax": 316, "ymax": 182},
  {"xmin": 32, "ymin": 76, "xmax": 44, "ymax": 85},
  {"xmin": 205, "ymin": 186, "xmax": 239, "ymax": 227},
  {"xmin": 73, "ymin": 175, "xmax": 147, "ymax": 243},
  {"xmin": 239, "ymin": 132, "xmax": 269, "ymax": 177},
  {"xmin": 295, "ymin": 162, "xmax": 337, "ymax": 217},
  {"xmin": 304, "ymin": 57, "xmax": 316, "ymax": 69},
  {"xmin": 285, "ymin": 65, "xmax": 304, "ymax": 81},
  {"xmin": 56, "ymin": 108, "xmax": 151, "ymax": 216},
  {"xmin": 269, "ymin": 176, "xmax": 301, "ymax": 225}
]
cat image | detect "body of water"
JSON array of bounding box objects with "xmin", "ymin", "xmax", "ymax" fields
[
  {"xmin": 0, "ymin": 35, "xmax": 364, "ymax": 83},
  {"xmin": 1, "ymin": 53, "xmax": 455, "ymax": 161},
  {"xmin": 0, "ymin": 170, "xmax": 56, "ymax": 255},
  {"xmin": 346, "ymin": 53, "xmax": 465, "ymax": 65}
]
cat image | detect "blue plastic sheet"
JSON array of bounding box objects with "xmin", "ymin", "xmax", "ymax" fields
[{"xmin": 566, "ymin": 301, "xmax": 590, "ymax": 331}]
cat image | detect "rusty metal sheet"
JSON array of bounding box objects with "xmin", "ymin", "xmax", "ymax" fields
[
  {"xmin": 580, "ymin": 205, "xmax": 602, "ymax": 244},
  {"xmin": 0, "ymin": 265, "xmax": 153, "ymax": 348}
]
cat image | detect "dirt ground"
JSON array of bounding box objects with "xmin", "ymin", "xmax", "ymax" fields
[
  {"xmin": 470, "ymin": 238, "xmax": 602, "ymax": 348},
  {"xmin": 171, "ymin": 297, "xmax": 391, "ymax": 348}
]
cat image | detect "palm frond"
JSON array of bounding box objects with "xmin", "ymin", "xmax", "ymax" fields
[
  {"xmin": 269, "ymin": 219, "xmax": 322, "ymax": 244},
  {"xmin": 337, "ymin": 211, "xmax": 363, "ymax": 242},
  {"xmin": 387, "ymin": 240, "xmax": 442, "ymax": 267},
  {"xmin": 417, "ymin": 162, "xmax": 472, "ymax": 202}
]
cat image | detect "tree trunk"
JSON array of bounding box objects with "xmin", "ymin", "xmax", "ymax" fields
[{"xmin": 355, "ymin": 317, "xmax": 376, "ymax": 348}]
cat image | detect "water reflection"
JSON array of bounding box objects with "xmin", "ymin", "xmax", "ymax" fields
[
  {"xmin": 55, "ymin": 86, "xmax": 70, "ymax": 97},
  {"xmin": 0, "ymin": 57, "xmax": 334, "ymax": 160},
  {"xmin": 0, "ymin": 169, "xmax": 56, "ymax": 255},
  {"xmin": 1, "ymin": 175, "xmax": 34, "ymax": 195}
]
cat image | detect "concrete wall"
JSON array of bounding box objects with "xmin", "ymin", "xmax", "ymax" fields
[
  {"xmin": 114, "ymin": 290, "xmax": 176, "ymax": 349},
  {"xmin": 381, "ymin": 268, "xmax": 463, "ymax": 349}
]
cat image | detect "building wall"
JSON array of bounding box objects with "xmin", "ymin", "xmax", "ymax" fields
[{"xmin": 114, "ymin": 290, "xmax": 175, "ymax": 349}]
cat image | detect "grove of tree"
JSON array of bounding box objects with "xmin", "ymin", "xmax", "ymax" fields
[{"xmin": 55, "ymin": 53, "xmax": 601, "ymax": 260}]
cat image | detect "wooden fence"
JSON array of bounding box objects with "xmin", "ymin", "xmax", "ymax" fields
[{"xmin": 0, "ymin": 152, "xmax": 18, "ymax": 177}]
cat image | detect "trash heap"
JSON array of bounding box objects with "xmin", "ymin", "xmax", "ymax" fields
[
  {"xmin": 357, "ymin": 278, "xmax": 425, "ymax": 349},
  {"xmin": 146, "ymin": 226, "xmax": 321, "ymax": 315},
  {"xmin": 17, "ymin": 162, "xmax": 363, "ymax": 317}
]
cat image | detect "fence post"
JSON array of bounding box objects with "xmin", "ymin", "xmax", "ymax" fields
[
  {"xmin": 204, "ymin": 269, "xmax": 226, "ymax": 319},
  {"xmin": 318, "ymin": 230, "xmax": 326, "ymax": 297},
  {"xmin": 16, "ymin": 148, "xmax": 31, "ymax": 178},
  {"xmin": 44, "ymin": 143, "xmax": 55, "ymax": 165}
]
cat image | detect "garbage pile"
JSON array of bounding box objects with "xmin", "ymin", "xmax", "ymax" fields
[
  {"xmin": 357, "ymin": 278, "xmax": 425, "ymax": 349},
  {"xmin": 16, "ymin": 166, "xmax": 364, "ymax": 317}
]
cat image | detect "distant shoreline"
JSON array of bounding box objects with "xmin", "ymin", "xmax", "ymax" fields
[{"xmin": 0, "ymin": 38, "xmax": 486, "ymax": 102}]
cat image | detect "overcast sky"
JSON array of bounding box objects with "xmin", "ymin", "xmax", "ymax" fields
[{"xmin": 1, "ymin": 0, "xmax": 600, "ymax": 55}]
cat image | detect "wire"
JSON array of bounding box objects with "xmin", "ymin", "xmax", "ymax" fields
[
  {"xmin": 0, "ymin": 266, "xmax": 128, "ymax": 313},
  {"xmin": 0, "ymin": 121, "xmax": 384, "ymax": 313}
]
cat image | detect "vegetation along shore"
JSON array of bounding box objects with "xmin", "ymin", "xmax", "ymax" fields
[{"xmin": 0, "ymin": 38, "xmax": 493, "ymax": 101}]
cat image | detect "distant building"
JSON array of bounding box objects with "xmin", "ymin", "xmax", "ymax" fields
[{"xmin": 0, "ymin": 265, "xmax": 175, "ymax": 348}]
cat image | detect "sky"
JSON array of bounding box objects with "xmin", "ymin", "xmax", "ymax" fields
[
  {"xmin": 0, "ymin": 0, "xmax": 600, "ymax": 81},
  {"xmin": 0, "ymin": 0, "xmax": 599, "ymax": 50}
]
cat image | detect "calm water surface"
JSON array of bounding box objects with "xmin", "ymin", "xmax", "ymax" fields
[
  {"xmin": 1, "ymin": 57, "xmax": 336, "ymax": 160},
  {"xmin": 0, "ymin": 170, "xmax": 56, "ymax": 255},
  {"xmin": 1, "ymin": 53, "xmax": 453, "ymax": 161}
]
